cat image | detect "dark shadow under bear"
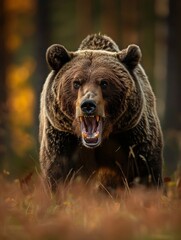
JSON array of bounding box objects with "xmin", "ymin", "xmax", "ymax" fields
[{"xmin": 39, "ymin": 34, "xmax": 163, "ymax": 192}]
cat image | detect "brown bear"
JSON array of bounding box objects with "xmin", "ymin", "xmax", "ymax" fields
[{"xmin": 39, "ymin": 34, "xmax": 163, "ymax": 192}]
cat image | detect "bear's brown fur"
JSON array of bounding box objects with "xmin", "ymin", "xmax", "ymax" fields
[{"xmin": 39, "ymin": 34, "xmax": 163, "ymax": 191}]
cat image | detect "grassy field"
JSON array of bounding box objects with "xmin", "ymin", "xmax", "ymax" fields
[{"xmin": 0, "ymin": 171, "xmax": 181, "ymax": 240}]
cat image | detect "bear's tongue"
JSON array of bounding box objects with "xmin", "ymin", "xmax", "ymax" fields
[
  {"xmin": 84, "ymin": 117, "xmax": 97, "ymax": 136},
  {"xmin": 80, "ymin": 116, "xmax": 102, "ymax": 146}
]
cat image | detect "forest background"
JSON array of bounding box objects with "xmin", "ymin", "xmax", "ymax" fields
[{"xmin": 0, "ymin": 0, "xmax": 180, "ymax": 179}]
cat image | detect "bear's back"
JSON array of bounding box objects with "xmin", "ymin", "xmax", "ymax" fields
[{"xmin": 79, "ymin": 34, "xmax": 120, "ymax": 52}]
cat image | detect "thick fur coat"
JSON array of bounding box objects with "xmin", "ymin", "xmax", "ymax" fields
[{"xmin": 39, "ymin": 34, "xmax": 163, "ymax": 191}]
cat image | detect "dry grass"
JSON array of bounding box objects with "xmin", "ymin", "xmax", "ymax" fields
[{"xmin": 1, "ymin": 171, "xmax": 181, "ymax": 240}]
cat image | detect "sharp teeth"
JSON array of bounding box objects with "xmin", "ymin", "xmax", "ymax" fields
[
  {"xmin": 96, "ymin": 116, "xmax": 100, "ymax": 122},
  {"xmin": 82, "ymin": 132, "xmax": 88, "ymax": 138},
  {"xmin": 94, "ymin": 132, "xmax": 99, "ymax": 138},
  {"xmin": 79, "ymin": 116, "xmax": 83, "ymax": 122}
]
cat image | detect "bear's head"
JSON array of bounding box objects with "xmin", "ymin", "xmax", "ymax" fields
[{"xmin": 45, "ymin": 43, "xmax": 144, "ymax": 148}]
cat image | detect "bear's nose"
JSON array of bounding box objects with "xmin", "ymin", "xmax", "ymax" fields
[{"xmin": 81, "ymin": 100, "xmax": 96, "ymax": 115}]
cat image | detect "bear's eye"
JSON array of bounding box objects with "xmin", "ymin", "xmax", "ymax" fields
[
  {"xmin": 100, "ymin": 80, "xmax": 108, "ymax": 90},
  {"xmin": 73, "ymin": 81, "xmax": 81, "ymax": 90}
]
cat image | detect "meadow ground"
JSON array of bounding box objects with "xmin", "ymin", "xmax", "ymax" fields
[{"xmin": 0, "ymin": 171, "xmax": 181, "ymax": 240}]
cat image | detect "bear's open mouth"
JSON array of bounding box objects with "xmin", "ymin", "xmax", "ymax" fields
[{"xmin": 79, "ymin": 116, "xmax": 102, "ymax": 148}]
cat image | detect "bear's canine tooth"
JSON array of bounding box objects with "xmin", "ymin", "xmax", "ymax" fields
[
  {"xmin": 94, "ymin": 132, "xmax": 99, "ymax": 138},
  {"xmin": 96, "ymin": 116, "xmax": 100, "ymax": 122},
  {"xmin": 82, "ymin": 132, "xmax": 88, "ymax": 138},
  {"xmin": 79, "ymin": 116, "xmax": 83, "ymax": 122}
]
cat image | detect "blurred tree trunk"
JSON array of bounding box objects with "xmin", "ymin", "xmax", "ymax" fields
[
  {"xmin": 164, "ymin": 0, "xmax": 181, "ymax": 175},
  {"xmin": 76, "ymin": 0, "xmax": 92, "ymax": 43},
  {"xmin": 120, "ymin": 0, "xmax": 139, "ymax": 48},
  {"xmin": 139, "ymin": 0, "xmax": 155, "ymax": 88},
  {"xmin": 0, "ymin": 0, "xmax": 9, "ymax": 168},
  {"xmin": 34, "ymin": 0, "xmax": 50, "ymax": 146},
  {"xmin": 100, "ymin": 0, "xmax": 118, "ymax": 41},
  {"xmin": 165, "ymin": 0, "xmax": 181, "ymax": 130}
]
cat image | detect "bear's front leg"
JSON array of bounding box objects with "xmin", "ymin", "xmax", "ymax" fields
[{"xmin": 40, "ymin": 125, "xmax": 79, "ymax": 191}]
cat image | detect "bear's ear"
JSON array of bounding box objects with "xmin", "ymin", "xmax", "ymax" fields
[
  {"xmin": 46, "ymin": 44, "xmax": 72, "ymax": 71},
  {"xmin": 117, "ymin": 44, "xmax": 142, "ymax": 70}
]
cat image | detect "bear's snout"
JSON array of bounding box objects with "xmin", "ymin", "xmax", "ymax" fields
[{"xmin": 81, "ymin": 100, "xmax": 96, "ymax": 115}]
